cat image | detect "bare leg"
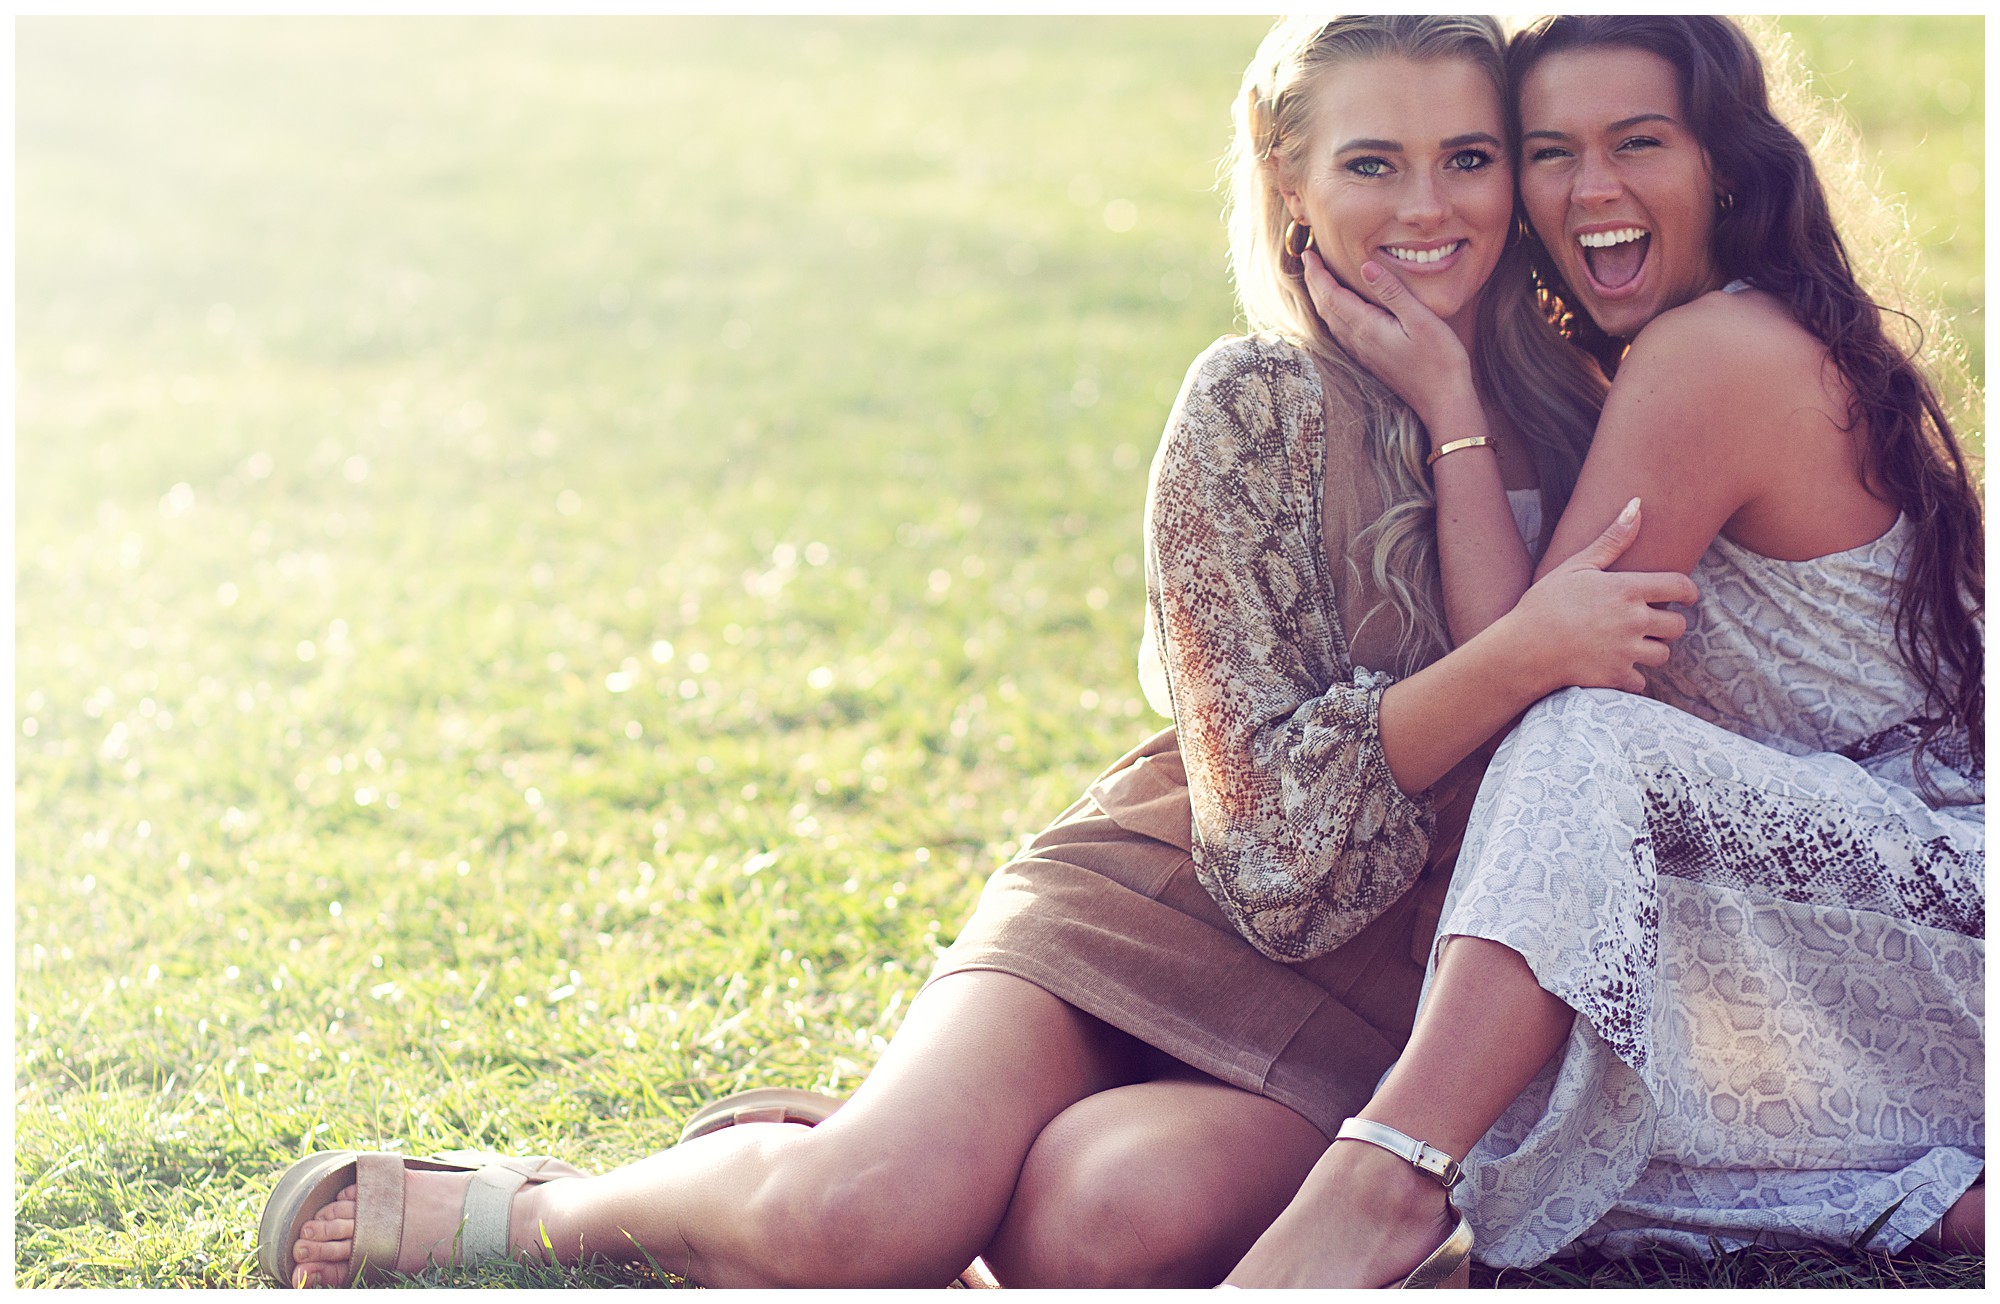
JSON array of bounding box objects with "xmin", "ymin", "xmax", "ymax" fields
[
  {"xmin": 982, "ymin": 1070, "xmax": 1328, "ymax": 1287},
  {"xmin": 292, "ymin": 971, "xmax": 1143, "ymax": 1287},
  {"xmin": 1224, "ymin": 936, "xmax": 1572, "ymax": 1288},
  {"xmin": 1920, "ymin": 1183, "xmax": 1984, "ymax": 1256}
]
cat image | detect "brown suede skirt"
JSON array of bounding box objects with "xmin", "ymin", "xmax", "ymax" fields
[{"xmin": 925, "ymin": 726, "xmax": 1452, "ymax": 1139}]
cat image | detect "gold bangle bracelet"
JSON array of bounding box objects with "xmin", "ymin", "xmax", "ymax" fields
[{"xmin": 1426, "ymin": 435, "xmax": 1498, "ymax": 468}]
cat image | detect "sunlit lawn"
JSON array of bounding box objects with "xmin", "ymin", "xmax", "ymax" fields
[{"xmin": 14, "ymin": 16, "xmax": 1982, "ymax": 1288}]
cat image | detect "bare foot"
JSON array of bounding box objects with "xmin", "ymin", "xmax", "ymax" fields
[
  {"xmin": 1221, "ymin": 1139, "xmax": 1461, "ymax": 1288},
  {"xmin": 289, "ymin": 1167, "xmax": 539, "ymax": 1287},
  {"xmin": 1919, "ymin": 1183, "xmax": 1984, "ymax": 1257}
]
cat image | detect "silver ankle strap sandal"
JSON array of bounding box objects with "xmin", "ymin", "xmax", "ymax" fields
[
  {"xmin": 1335, "ymin": 1117, "xmax": 1464, "ymax": 1190},
  {"xmin": 1333, "ymin": 1118, "xmax": 1475, "ymax": 1289}
]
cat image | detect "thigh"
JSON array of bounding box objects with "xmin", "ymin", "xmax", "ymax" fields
[
  {"xmin": 981, "ymin": 1071, "xmax": 1330, "ymax": 1288},
  {"xmin": 821, "ymin": 967, "xmax": 1148, "ymax": 1152}
]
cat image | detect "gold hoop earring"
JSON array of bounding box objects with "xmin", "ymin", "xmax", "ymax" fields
[
  {"xmin": 1716, "ymin": 191, "xmax": 1736, "ymax": 213},
  {"xmin": 1283, "ymin": 219, "xmax": 1315, "ymax": 259}
]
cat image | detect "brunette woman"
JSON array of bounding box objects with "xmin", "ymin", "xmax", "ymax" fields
[{"xmin": 1225, "ymin": 15, "xmax": 1982, "ymax": 1286}]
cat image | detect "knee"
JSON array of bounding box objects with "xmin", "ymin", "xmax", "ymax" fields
[{"xmin": 985, "ymin": 1111, "xmax": 1218, "ymax": 1288}]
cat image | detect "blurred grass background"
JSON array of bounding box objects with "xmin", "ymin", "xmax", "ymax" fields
[{"xmin": 14, "ymin": 15, "xmax": 1982, "ymax": 1288}]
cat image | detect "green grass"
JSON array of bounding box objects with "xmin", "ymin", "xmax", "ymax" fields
[{"xmin": 15, "ymin": 16, "xmax": 1983, "ymax": 1289}]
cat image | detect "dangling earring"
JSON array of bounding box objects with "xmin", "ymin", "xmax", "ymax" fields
[
  {"xmin": 1283, "ymin": 219, "xmax": 1315, "ymax": 259},
  {"xmin": 1507, "ymin": 216, "xmax": 1532, "ymax": 250}
]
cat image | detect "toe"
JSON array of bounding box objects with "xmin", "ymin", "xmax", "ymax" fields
[
  {"xmin": 283, "ymin": 1183, "xmax": 362, "ymax": 1286},
  {"xmin": 300, "ymin": 1214, "xmax": 355, "ymax": 1243},
  {"xmin": 295, "ymin": 1261, "xmax": 346, "ymax": 1289},
  {"xmin": 296, "ymin": 1233, "xmax": 355, "ymax": 1262}
]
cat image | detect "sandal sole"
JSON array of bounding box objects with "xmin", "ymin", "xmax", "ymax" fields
[
  {"xmin": 677, "ymin": 1087, "xmax": 845, "ymax": 1144},
  {"xmin": 258, "ymin": 1150, "xmax": 365, "ymax": 1286}
]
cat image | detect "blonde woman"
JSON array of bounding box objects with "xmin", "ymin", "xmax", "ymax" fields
[{"xmin": 259, "ymin": 16, "xmax": 1683, "ymax": 1289}]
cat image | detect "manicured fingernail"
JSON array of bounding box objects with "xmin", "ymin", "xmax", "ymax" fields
[{"xmin": 1617, "ymin": 496, "xmax": 1640, "ymax": 525}]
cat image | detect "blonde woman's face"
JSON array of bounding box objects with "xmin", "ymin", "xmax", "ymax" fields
[{"xmin": 1280, "ymin": 55, "xmax": 1513, "ymax": 341}]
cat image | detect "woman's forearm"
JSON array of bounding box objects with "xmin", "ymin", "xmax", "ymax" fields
[
  {"xmin": 1421, "ymin": 387, "xmax": 1534, "ymax": 643},
  {"xmin": 1376, "ymin": 615, "xmax": 1545, "ymax": 793},
  {"xmin": 1379, "ymin": 504, "xmax": 1697, "ymax": 794}
]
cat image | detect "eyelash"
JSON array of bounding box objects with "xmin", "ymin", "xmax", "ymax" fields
[
  {"xmin": 1527, "ymin": 137, "xmax": 1663, "ymax": 163},
  {"xmin": 1345, "ymin": 148, "xmax": 1494, "ymax": 179}
]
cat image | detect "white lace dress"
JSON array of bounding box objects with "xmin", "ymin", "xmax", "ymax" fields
[{"xmin": 1431, "ymin": 515, "xmax": 1985, "ymax": 1264}]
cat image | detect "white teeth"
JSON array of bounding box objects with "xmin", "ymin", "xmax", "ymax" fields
[
  {"xmin": 1577, "ymin": 227, "xmax": 1647, "ymax": 248},
  {"xmin": 1384, "ymin": 240, "xmax": 1463, "ymax": 265}
]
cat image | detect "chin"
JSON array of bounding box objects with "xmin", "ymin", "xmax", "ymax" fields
[
  {"xmin": 1412, "ymin": 289, "xmax": 1471, "ymax": 324},
  {"xmin": 1589, "ymin": 296, "xmax": 1658, "ymax": 341},
  {"xmin": 1559, "ymin": 275, "xmax": 1644, "ymax": 340}
]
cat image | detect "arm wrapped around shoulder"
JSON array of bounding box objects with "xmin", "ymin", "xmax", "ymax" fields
[{"xmin": 1145, "ymin": 336, "xmax": 1436, "ymax": 962}]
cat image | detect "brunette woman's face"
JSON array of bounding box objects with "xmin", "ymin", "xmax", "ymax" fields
[
  {"xmin": 1280, "ymin": 55, "xmax": 1513, "ymax": 343},
  {"xmin": 1516, "ymin": 45, "xmax": 1726, "ymax": 339}
]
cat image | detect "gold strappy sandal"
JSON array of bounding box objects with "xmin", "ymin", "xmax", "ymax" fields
[{"xmin": 1334, "ymin": 1118, "xmax": 1475, "ymax": 1289}]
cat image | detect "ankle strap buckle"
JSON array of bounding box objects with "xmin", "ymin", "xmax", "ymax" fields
[{"xmin": 1335, "ymin": 1117, "xmax": 1464, "ymax": 1190}]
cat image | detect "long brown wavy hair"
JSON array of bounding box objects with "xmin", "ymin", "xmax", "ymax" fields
[{"xmin": 1508, "ymin": 14, "xmax": 1985, "ymax": 773}]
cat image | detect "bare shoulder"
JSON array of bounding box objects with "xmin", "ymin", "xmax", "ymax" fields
[{"xmin": 1620, "ymin": 286, "xmax": 1826, "ymax": 399}]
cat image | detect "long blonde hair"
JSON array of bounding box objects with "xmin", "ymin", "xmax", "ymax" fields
[{"xmin": 1222, "ymin": 15, "xmax": 1606, "ymax": 666}]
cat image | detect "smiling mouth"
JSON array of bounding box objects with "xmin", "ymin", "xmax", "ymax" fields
[
  {"xmin": 1383, "ymin": 240, "xmax": 1465, "ymax": 267},
  {"xmin": 1578, "ymin": 227, "xmax": 1649, "ymax": 290}
]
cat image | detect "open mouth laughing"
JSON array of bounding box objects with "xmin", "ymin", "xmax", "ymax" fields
[{"xmin": 1577, "ymin": 226, "xmax": 1650, "ymax": 291}]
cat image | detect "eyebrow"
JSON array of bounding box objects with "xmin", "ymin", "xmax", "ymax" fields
[
  {"xmin": 1335, "ymin": 131, "xmax": 1504, "ymax": 153},
  {"xmin": 1523, "ymin": 112, "xmax": 1677, "ymax": 143}
]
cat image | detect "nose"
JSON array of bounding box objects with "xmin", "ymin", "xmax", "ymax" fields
[
  {"xmin": 1572, "ymin": 149, "xmax": 1623, "ymax": 206},
  {"xmin": 1399, "ymin": 170, "xmax": 1447, "ymax": 227}
]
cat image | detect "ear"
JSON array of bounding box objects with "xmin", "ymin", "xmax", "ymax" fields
[
  {"xmin": 1277, "ymin": 185, "xmax": 1306, "ymax": 225},
  {"xmin": 1269, "ymin": 153, "xmax": 1306, "ymax": 224},
  {"xmin": 1700, "ymin": 149, "xmax": 1729, "ymax": 200}
]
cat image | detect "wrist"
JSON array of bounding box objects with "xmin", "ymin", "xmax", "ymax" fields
[
  {"xmin": 1470, "ymin": 608, "xmax": 1560, "ymax": 707},
  {"xmin": 1419, "ymin": 388, "xmax": 1489, "ymax": 449}
]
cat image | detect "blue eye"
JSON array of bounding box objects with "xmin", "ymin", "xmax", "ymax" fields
[
  {"xmin": 1448, "ymin": 149, "xmax": 1494, "ymax": 171},
  {"xmin": 1346, "ymin": 156, "xmax": 1392, "ymax": 178}
]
